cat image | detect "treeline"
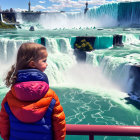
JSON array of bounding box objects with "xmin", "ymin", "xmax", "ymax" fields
[{"xmin": 0, "ymin": 8, "xmax": 15, "ymax": 13}]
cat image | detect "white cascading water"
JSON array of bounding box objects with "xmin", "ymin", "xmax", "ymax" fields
[
  {"xmin": 2, "ymin": 5, "xmax": 140, "ymax": 99},
  {"xmin": 86, "ymin": 49, "xmax": 138, "ymax": 95},
  {"xmin": 0, "ymin": 36, "xmax": 136, "ymax": 95},
  {"xmin": 44, "ymin": 37, "xmax": 77, "ymax": 85},
  {"xmin": 42, "ymin": 38, "xmax": 129, "ymax": 102},
  {"xmin": 16, "ymin": 12, "xmax": 23, "ymax": 24},
  {"xmin": 17, "ymin": 10, "xmax": 118, "ymax": 30},
  {"xmin": 0, "ymin": 39, "xmax": 34, "ymax": 84},
  {"xmin": 39, "ymin": 12, "xmax": 118, "ymax": 29},
  {"xmin": 0, "ymin": 39, "xmax": 22, "ymax": 63},
  {"xmin": 39, "ymin": 12, "xmax": 89, "ymax": 29},
  {"xmin": 15, "ymin": 1, "xmax": 140, "ymax": 30}
]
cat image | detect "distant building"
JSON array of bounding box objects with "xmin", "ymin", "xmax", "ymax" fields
[
  {"xmin": 84, "ymin": 1, "xmax": 89, "ymax": 14},
  {"xmin": 28, "ymin": 0, "xmax": 31, "ymax": 12}
]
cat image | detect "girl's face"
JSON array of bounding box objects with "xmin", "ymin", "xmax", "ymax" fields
[{"xmin": 34, "ymin": 50, "xmax": 48, "ymax": 72}]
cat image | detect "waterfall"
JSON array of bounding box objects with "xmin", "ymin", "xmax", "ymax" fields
[
  {"xmin": 15, "ymin": 2, "xmax": 140, "ymax": 29},
  {"xmin": 57, "ymin": 38, "xmax": 73, "ymax": 53},
  {"xmin": 0, "ymin": 39, "xmax": 29, "ymax": 63},
  {"xmin": 87, "ymin": 3, "xmax": 118, "ymax": 27},
  {"xmin": 0, "ymin": 34, "xmax": 139, "ymax": 98},
  {"xmin": 86, "ymin": 51, "xmax": 135, "ymax": 94},
  {"xmin": 39, "ymin": 12, "xmax": 96, "ymax": 29},
  {"xmin": 0, "ymin": 13, "xmax": 5, "ymax": 23},
  {"xmin": 123, "ymin": 34, "xmax": 140, "ymax": 45},
  {"xmin": 0, "ymin": 37, "xmax": 77, "ymax": 86},
  {"xmin": 45, "ymin": 38, "xmax": 59, "ymax": 53},
  {"xmin": 0, "ymin": 39, "xmax": 26, "ymax": 83},
  {"xmin": 118, "ymin": 2, "xmax": 140, "ymax": 26},
  {"xmin": 100, "ymin": 57, "xmax": 131, "ymax": 92},
  {"xmin": 94, "ymin": 36, "xmax": 113, "ymax": 49},
  {"xmin": 16, "ymin": 12, "xmax": 23, "ymax": 24},
  {"xmin": 42, "ymin": 37, "xmax": 77, "ymax": 85},
  {"xmin": 87, "ymin": 3, "xmax": 118, "ymax": 19},
  {"xmin": 0, "ymin": 39, "xmax": 8, "ymax": 62},
  {"xmin": 87, "ymin": 2, "xmax": 140, "ymax": 27}
]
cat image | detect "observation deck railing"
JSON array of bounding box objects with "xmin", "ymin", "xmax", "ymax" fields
[{"xmin": 66, "ymin": 124, "xmax": 140, "ymax": 140}]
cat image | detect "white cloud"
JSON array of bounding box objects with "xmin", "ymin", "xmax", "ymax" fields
[
  {"xmin": 15, "ymin": 8, "xmax": 27, "ymax": 12},
  {"xmin": 47, "ymin": 4, "xmax": 63, "ymax": 10},
  {"xmin": 80, "ymin": 0, "xmax": 115, "ymax": 6},
  {"xmin": 31, "ymin": 5, "xmax": 46, "ymax": 10},
  {"xmin": 47, "ymin": 0, "xmax": 113, "ymax": 11},
  {"xmin": 47, "ymin": 0, "xmax": 84, "ymax": 11},
  {"xmin": 49, "ymin": 0, "xmax": 66, "ymax": 3},
  {"xmin": 70, "ymin": 8, "xmax": 82, "ymax": 12},
  {"xmin": 44, "ymin": 9, "xmax": 59, "ymax": 12},
  {"xmin": 39, "ymin": 1, "xmax": 46, "ymax": 4},
  {"xmin": 47, "ymin": 0, "xmax": 140, "ymax": 11}
]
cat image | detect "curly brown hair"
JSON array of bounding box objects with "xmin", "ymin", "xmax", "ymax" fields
[{"xmin": 5, "ymin": 42, "xmax": 47, "ymax": 87}]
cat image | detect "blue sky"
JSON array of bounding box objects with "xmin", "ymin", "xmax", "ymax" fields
[{"xmin": 0, "ymin": 0, "xmax": 137, "ymax": 12}]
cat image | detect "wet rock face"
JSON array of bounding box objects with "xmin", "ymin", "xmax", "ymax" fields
[
  {"xmin": 113, "ymin": 35, "xmax": 123, "ymax": 46},
  {"xmin": 130, "ymin": 65, "xmax": 140, "ymax": 97},
  {"xmin": 74, "ymin": 49, "xmax": 86, "ymax": 62},
  {"xmin": 41, "ymin": 37, "xmax": 46, "ymax": 46},
  {"xmin": 29, "ymin": 26, "xmax": 35, "ymax": 31}
]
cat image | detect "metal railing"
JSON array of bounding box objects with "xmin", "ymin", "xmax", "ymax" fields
[{"xmin": 66, "ymin": 124, "xmax": 140, "ymax": 140}]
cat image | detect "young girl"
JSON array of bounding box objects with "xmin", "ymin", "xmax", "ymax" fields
[{"xmin": 0, "ymin": 42, "xmax": 66, "ymax": 140}]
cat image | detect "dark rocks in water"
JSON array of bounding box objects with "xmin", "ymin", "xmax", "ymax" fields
[
  {"xmin": 74, "ymin": 49, "xmax": 86, "ymax": 62},
  {"xmin": 74, "ymin": 36, "xmax": 96, "ymax": 52},
  {"xmin": 113, "ymin": 34, "xmax": 124, "ymax": 47},
  {"xmin": 123, "ymin": 28, "xmax": 131, "ymax": 31},
  {"xmin": 40, "ymin": 37, "xmax": 46, "ymax": 46},
  {"xmin": 129, "ymin": 65, "xmax": 140, "ymax": 97},
  {"xmin": 16, "ymin": 24, "xmax": 21, "ymax": 29},
  {"xmin": 97, "ymin": 28, "xmax": 103, "ymax": 30},
  {"xmin": 29, "ymin": 26, "xmax": 34, "ymax": 31}
]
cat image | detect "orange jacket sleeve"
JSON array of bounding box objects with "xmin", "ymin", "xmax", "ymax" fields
[
  {"xmin": 0, "ymin": 92, "xmax": 10, "ymax": 140},
  {"xmin": 51, "ymin": 90, "xmax": 66, "ymax": 140}
]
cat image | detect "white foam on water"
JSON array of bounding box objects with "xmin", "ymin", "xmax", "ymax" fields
[{"xmin": 50, "ymin": 62, "xmax": 131, "ymax": 109}]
